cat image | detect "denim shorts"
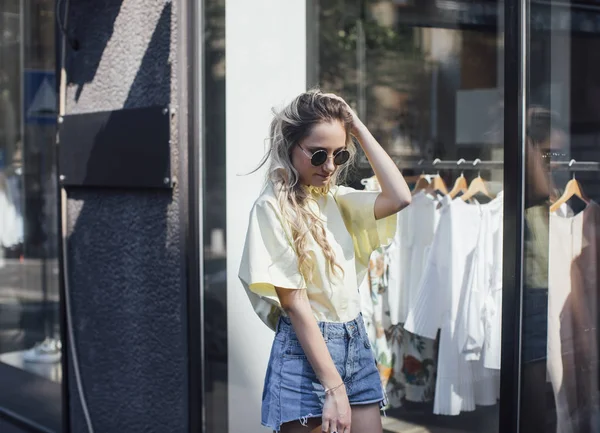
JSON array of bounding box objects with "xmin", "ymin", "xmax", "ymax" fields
[{"xmin": 261, "ymin": 314, "xmax": 386, "ymax": 431}]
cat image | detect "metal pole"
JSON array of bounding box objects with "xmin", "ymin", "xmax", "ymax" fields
[
  {"xmin": 182, "ymin": 0, "xmax": 204, "ymax": 430},
  {"xmin": 499, "ymin": 0, "xmax": 528, "ymax": 431},
  {"xmin": 359, "ymin": 158, "xmax": 600, "ymax": 172}
]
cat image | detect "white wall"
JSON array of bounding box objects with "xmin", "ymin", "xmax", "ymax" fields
[{"xmin": 226, "ymin": 1, "xmax": 307, "ymax": 431}]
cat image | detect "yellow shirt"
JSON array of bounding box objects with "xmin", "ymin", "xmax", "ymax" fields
[{"xmin": 238, "ymin": 182, "xmax": 397, "ymax": 330}]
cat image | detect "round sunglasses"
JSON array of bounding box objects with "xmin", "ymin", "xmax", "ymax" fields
[{"xmin": 298, "ymin": 145, "xmax": 350, "ymax": 167}]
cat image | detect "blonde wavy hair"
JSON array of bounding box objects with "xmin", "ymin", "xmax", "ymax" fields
[{"xmin": 257, "ymin": 89, "xmax": 358, "ymax": 282}]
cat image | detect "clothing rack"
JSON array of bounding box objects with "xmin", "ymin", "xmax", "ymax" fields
[{"xmin": 384, "ymin": 158, "xmax": 600, "ymax": 172}]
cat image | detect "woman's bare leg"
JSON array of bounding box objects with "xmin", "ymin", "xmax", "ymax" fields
[
  {"xmin": 278, "ymin": 404, "xmax": 382, "ymax": 433},
  {"xmin": 279, "ymin": 417, "xmax": 321, "ymax": 433},
  {"xmin": 350, "ymin": 404, "xmax": 383, "ymax": 433}
]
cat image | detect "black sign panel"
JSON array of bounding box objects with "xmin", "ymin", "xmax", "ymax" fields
[{"xmin": 58, "ymin": 106, "xmax": 172, "ymax": 189}]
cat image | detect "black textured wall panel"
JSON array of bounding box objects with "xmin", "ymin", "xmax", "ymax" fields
[{"xmin": 63, "ymin": 1, "xmax": 188, "ymax": 432}]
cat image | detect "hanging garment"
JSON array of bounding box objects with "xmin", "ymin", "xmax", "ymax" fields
[
  {"xmin": 366, "ymin": 247, "xmax": 394, "ymax": 389},
  {"xmin": 388, "ymin": 191, "xmax": 442, "ymax": 324},
  {"xmin": 387, "ymin": 324, "xmax": 439, "ymax": 406},
  {"xmin": 390, "ymin": 192, "xmax": 444, "ymax": 405},
  {"xmin": 386, "ymin": 205, "xmax": 409, "ymax": 325},
  {"xmin": 483, "ymin": 201, "xmax": 504, "ymax": 371},
  {"xmin": 404, "ymin": 195, "xmax": 503, "ymax": 415},
  {"xmin": 363, "ymin": 190, "xmax": 441, "ymax": 406},
  {"xmin": 460, "ymin": 193, "xmax": 504, "ymax": 370},
  {"xmin": 548, "ymin": 201, "xmax": 600, "ymax": 433},
  {"xmin": 363, "ymin": 185, "xmax": 441, "ymax": 407},
  {"xmin": 359, "ymin": 275, "xmax": 376, "ymax": 345},
  {"xmin": 363, "ymin": 245, "xmax": 439, "ymax": 407},
  {"xmin": 0, "ymin": 174, "xmax": 22, "ymax": 249}
]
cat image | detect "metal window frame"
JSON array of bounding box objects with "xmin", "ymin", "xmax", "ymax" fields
[
  {"xmin": 500, "ymin": 0, "xmax": 528, "ymax": 432},
  {"xmin": 181, "ymin": 0, "xmax": 205, "ymax": 432}
]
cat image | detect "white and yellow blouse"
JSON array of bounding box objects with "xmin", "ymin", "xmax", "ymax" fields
[{"xmin": 238, "ymin": 182, "xmax": 396, "ymax": 330}]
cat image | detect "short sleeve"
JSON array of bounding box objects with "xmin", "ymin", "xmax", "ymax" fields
[
  {"xmin": 238, "ymin": 200, "xmax": 306, "ymax": 305},
  {"xmin": 333, "ymin": 185, "xmax": 397, "ymax": 267}
]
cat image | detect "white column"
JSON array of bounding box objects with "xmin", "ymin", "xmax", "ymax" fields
[{"xmin": 226, "ymin": 1, "xmax": 307, "ymax": 431}]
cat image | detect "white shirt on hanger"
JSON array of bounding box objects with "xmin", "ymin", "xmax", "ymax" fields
[
  {"xmin": 387, "ymin": 191, "xmax": 445, "ymax": 325},
  {"xmin": 460, "ymin": 192, "xmax": 504, "ymax": 369},
  {"xmin": 404, "ymin": 194, "xmax": 503, "ymax": 415}
]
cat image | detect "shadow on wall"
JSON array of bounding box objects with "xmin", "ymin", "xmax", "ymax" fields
[
  {"xmin": 66, "ymin": 0, "xmax": 172, "ymax": 108},
  {"xmin": 121, "ymin": 1, "xmax": 172, "ymax": 110},
  {"xmin": 64, "ymin": 0, "xmax": 123, "ymax": 102},
  {"xmin": 64, "ymin": 2, "xmax": 186, "ymax": 432}
]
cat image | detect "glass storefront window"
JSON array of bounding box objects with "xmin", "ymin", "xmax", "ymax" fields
[
  {"xmin": 522, "ymin": 1, "xmax": 600, "ymax": 431},
  {"xmin": 217, "ymin": 1, "xmax": 511, "ymax": 432},
  {"xmin": 315, "ymin": 1, "xmax": 505, "ymax": 432},
  {"xmin": 0, "ymin": 0, "xmax": 61, "ymax": 430}
]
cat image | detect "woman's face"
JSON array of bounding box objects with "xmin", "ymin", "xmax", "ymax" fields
[{"xmin": 291, "ymin": 120, "xmax": 347, "ymax": 187}]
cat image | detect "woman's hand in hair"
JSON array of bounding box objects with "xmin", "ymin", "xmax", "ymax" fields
[
  {"xmin": 323, "ymin": 93, "xmax": 412, "ymax": 218},
  {"xmin": 322, "ymin": 93, "xmax": 364, "ymax": 135}
]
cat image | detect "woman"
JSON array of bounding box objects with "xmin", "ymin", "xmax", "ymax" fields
[
  {"xmin": 520, "ymin": 107, "xmax": 564, "ymax": 432},
  {"xmin": 238, "ymin": 89, "xmax": 411, "ymax": 433}
]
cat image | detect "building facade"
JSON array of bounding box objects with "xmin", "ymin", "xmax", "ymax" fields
[{"xmin": 2, "ymin": 0, "xmax": 600, "ymax": 432}]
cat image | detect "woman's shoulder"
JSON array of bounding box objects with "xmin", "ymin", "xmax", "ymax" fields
[
  {"xmin": 246, "ymin": 185, "xmax": 293, "ymax": 236},
  {"xmin": 249, "ymin": 183, "xmax": 281, "ymax": 216}
]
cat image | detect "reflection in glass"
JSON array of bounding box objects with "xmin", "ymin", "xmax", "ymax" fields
[
  {"xmin": 203, "ymin": 0, "xmax": 227, "ymax": 431},
  {"xmin": 522, "ymin": 2, "xmax": 600, "ymax": 431},
  {"xmin": 0, "ymin": 0, "xmax": 61, "ymax": 429},
  {"xmin": 317, "ymin": 1, "xmax": 504, "ymax": 432}
]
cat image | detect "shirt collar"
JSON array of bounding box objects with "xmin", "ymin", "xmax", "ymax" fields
[{"xmin": 302, "ymin": 184, "xmax": 330, "ymax": 197}]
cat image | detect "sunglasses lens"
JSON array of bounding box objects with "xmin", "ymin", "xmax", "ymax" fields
[
  {"xmin": 311, "ymin": 150, "xmax": 328, "ymax": 166},
  {"xmin": 334, "ymin": 150, "xmax": 350, "ymax": 166}
]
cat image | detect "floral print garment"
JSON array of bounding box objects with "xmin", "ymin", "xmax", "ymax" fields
[
  {"xmin": 366, "ymin": 248, "xmax": 394, "ymax": 390},
  {"xmin": 365, "ymin": 247, "xmax": 438, "ymax": 408}
]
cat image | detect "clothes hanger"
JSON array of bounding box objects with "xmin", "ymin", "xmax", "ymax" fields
[
  {"xmin": 412, "ymin": 160, "xmax": 431, "ymax": 193},
  {"xmin": 461, "ymin": 159, "xmax": 492, "ymax": 202},
  {"xmin": 413, "ymin": 159, "xmax": 448, "ymax": 196},
  {"xmin": 360, "ymin": 175, "xmax": 376, "ymax": 186},
  {"xmin": 448, "ymin": 158, "xmax": 468, "ymax": 198},
  {"xmin": 412, "ymin": 175, "xmax": 431, "ymax": 193},
  {"xmin": 549, "ymin": 159, "xmax": 590, "ymax": 213},
  {"xmin": 430, "ymin": 175, "xmax": 448, "ymax": 195},
  {"xmin": 362, "ymin": 176, "xmax": 380, "ymax": 192},
  {"xmin": 361, "ymin": 175, "xmax": 379, "ymax": 191},
  {"xmin": 428, "ymin": 158, "xmax": 448, "ymax": 195}
]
